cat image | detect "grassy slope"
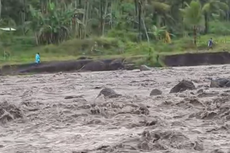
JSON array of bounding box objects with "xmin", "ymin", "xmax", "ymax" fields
[
  {"xmin": 1, "ymin": 32, "xmax": 230, "ymax": 66},
  {"xmin": 0, "ymin": 36, "xmax": 228, "ymax": 66}
]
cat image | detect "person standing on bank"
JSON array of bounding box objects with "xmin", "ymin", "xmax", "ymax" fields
[
  {"xmin": 208, "ymin": 38, "xmax": 213, "ymax": 49},
  {"xmin": 35, "ymin": 53, "xmax": 40, "ymax": 63}
]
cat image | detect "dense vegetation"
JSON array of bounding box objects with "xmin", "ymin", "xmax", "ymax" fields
[{"xmin": 0, "ymin": 0, "xmax": 230, "ymax": 65}]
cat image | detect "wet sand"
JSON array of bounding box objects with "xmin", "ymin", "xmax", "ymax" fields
[{"xmin": 0, "ymin": 65, "xmax": 230, "ymax": 153}]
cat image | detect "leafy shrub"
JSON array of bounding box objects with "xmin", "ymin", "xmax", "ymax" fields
[
  {"xmin": 94, "ymin": 36, "xmax": 120, "ymax": 49},
  {"xmin": 12, "ymin": 36, "xmax": 35, "ymax": 46},
  {"xmin": 41, "ymin": 37, "xmax": 123, "ymax": 56},
  {"xmin": 154, "ymin": 42, "xmax": 176, "ymax": 52},
  {"xmin": 124, "ymin": 42, "xmax": 155, "ymax": 55},
  {"xmin": 44, "ymin": 44, "xmax": 57, "ymax": 54},
  {"xmin": 209, "ymin": 21, "xmax": 230, "ymax": 35}
]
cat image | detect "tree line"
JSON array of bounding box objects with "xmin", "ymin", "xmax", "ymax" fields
[{"xmin": 0, "ymin": 0, "xmax": 229, "ymax": 45}]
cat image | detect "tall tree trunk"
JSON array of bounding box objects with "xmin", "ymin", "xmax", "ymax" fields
[
  {"xmin": 204, "ymin": 12, "xmax": 208, "ymax": 34},
  {"xmin": 102, "ymin": 0, "xmax": 108, "ymax": 36},
  {"xmin": 84, "ymin": 0, "xmax": 90, "ymax": 38},
  {"xmin": 40, "ymin": 0, "xmax": 46, "ymax": 14},
  {"xmin": 100, "ymin": 0, "xmax": 103, "ymax": 35},
  {"xmin": 142, "ymin": 18, "xmax": 149, "ymax": 42},
  {"xmin": 20, "ymin": 0, "xmax": 26, "ymax": 34},
  {"xmin": 134, "ymin": 0, "xmax": 138, "ymax": 16},
  {"xmin": 75, "ymin": 0, "xmax": 77, "ymax": 8},
  {"xmin": 134, "ymin": 0, "xmax": 138, "ymax": 29},
  {"xmin": 0, "ymin": 0, "xmax": 1, "ymax": 19},
  {"xmin": 141, "ymin": 1, "xmax": 149, "ymax": 42},
  {"xmin": 110, "ymin": 1, "xmax": 112, "ymax": 29},
  {"xmin": 193, "ymin": 25, "xmax": 197, "ymax": 45},
  {"xmin": 79, "ymin": 0, "xmax": 82, "ymax": 6},
  {"xmin": 138, "ymin": 1, "xmax": 141, "ymax": 41},
  {"xmin": 227, "ymin": 1, "xmax": 230, "ymax": 21},
  {"xmin": 78, "ymin": 0, "xmax": 83, "ymax": 39}
]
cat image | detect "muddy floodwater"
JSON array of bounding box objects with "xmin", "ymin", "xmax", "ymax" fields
[{"xmin": 0, "ymin": 65, "xmax": 230, "ymax": 153}]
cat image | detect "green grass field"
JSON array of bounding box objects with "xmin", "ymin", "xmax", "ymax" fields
[{"xmin": 1, "ymin": 34, "xmax": 230, "ymax": 66}]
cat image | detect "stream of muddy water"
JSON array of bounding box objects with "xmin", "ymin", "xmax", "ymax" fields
[{"xmin": 0, "ymin": 65, "xmax": 230, "ymax": 153}]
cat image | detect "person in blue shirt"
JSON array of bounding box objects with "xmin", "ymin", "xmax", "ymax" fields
[
  {"xmin": 208, "ymin": 38, "xmax": 213, "ymax": 49},
  {"xmin": 35, "ymin": 53, "xmax": 40, "ymax": 63}
]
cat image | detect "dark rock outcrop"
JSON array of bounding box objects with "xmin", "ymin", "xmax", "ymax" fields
[
  {"xmin": 0, "ymin": 58, "xmax": 127, "ymax": 75},
  {"xmin": 18, "ymin": 60, "xmax": 91, "ymax": 74},
  {"xmin": 170, "ymin": 80, "xmax": 196, "ymax": 93},
  {"xmin": 164, "ymin": 51, "xmax": 230, "ymax": 67}
]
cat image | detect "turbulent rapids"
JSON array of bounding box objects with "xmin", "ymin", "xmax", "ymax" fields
[{"xmin": 0, "ymin": 65, "xmax": 230, "ymax": 152}]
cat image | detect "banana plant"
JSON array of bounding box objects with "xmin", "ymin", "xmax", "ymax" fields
[
  {"xmin": 28, "ymin": 0, "xmax": 85, "ymax": 44},
  {"xmin": 148, "ymin": 25, "xmax": 166, "ymax": 41}
]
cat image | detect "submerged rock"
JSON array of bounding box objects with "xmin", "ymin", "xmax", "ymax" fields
[
  {"xmin": 97, "ymin": 87, "xmax": 121, "ymax": 98},
  {"xmin": 170, "ymin": 80, "xmax": 196, "ymax": 93},
  {"xmin": 210, "ymin": 78, "xmax": 230, "ymax": 88},
  {"xmin": 150, "ymin": 89, "xmax": 162, "ymax": 96}
]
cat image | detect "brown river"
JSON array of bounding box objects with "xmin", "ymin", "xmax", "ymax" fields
[{"xmin": 0, "ymin": 65, "xmax": 230, "ymax": 153}]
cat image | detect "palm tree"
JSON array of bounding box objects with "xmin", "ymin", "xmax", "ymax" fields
[
  {"xmin": 181, "ymin": 0, "xmax": 204, "ymax": 45},
  {"xmin": 146, "ymin": 0, "xmax": 171, "ymax": 27},
  {"xmin": 201, "ymin": 0, "xmax": 229, "ymax": 33}
]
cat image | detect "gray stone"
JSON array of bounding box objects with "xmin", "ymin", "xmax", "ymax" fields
[{"xmin": 150, "ymin": 89, "xmax": 162, "ymax": 96}]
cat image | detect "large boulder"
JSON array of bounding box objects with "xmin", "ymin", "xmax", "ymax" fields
[
  {"xmin": 210, "ymin": 78, "xmax": 230, "ymax": 88},
  {"xmin": 170, "ymin": 80, "xmax": 196, "ymax": 93}
]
